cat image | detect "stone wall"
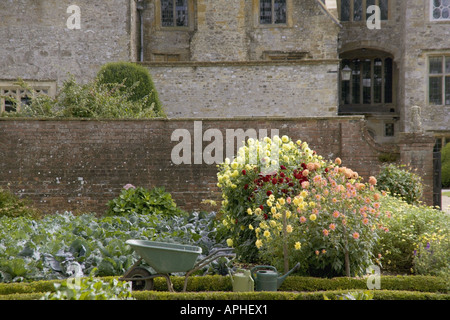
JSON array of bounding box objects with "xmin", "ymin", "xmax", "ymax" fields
[
  {"xmin": 144, "ymin": 60, "xmax": 340, "ymax": 118},
  {"xmin": 0, "ymin": 117, "xmax": 433, "ymax": 215},
  {"xmin": 0, "ymin": 0, "xmax": 134, "ymax": 86}
]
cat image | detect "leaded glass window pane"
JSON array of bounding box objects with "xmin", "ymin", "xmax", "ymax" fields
[
  {"xmin": 429, "ymin": 77, "xmax": 443, "ymax": 105},
  {"xmin": 430, "ymin": 56, "xmax": 443, "ymax": 74},
  {"xmin": 260, "ymin": 0, "xmax": 273, "ymax": 24},
  {"xmin": 379, "ymin": 0, "xmax": 389, "ymax": 20},
  {"xmin": 274, "ymin": 0, "xmax": 287, "ymax": 24},
  {"xmin": 353, "ymin": 0, "xmax": 363, "ymax": 21},
  {"xmin": 341, "ymin": 0, "xmax": 351, "ymax": 21},
  {"xmin": 161, "ymin": 0, "xmax": 174, "ymax": 26}
]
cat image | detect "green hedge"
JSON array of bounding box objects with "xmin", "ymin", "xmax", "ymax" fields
[{"xmin": 1, "ymin": 275, "xmax": 447, "ymax": 301}]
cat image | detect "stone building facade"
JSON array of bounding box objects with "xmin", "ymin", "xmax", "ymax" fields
[
  {"xmin": 0, "ymin": 1, "xmax": 448, "ymax": 209},
  {"xmin": 1, "ymin": 0, "xmax": 449, "ymax": 147}
]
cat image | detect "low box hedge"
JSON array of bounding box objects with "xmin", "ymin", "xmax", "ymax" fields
[{"xmin": 0, "ymin": 275, "xmax": 448, "ymax": 300}]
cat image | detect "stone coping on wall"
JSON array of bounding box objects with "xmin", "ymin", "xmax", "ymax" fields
[
  {"xmin": 0, "ymin": 115, "xmax": 364, "ymax": 122},
  {"xmin": 139, "ymin": 59, "xmax": 340, "ymax": 68}
]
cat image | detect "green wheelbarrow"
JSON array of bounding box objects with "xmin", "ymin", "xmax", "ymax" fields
[{"xmin": 119, "ymin": 239, "xmax": 235, "ymax": 292}]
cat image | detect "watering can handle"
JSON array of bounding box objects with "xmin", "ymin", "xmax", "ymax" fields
[{"xmin": 250, "ymin": 265, "xmax": 277, "ymax": 280}]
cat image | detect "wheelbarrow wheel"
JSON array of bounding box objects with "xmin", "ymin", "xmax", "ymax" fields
[{"xmin": 127, "ymin": 267, "xmax": 154, "ymax": 291}]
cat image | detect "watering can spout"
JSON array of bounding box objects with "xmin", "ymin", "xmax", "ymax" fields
[{"xmin": 277, "ymin": 262, "xmax": 300, "ymax": 289}]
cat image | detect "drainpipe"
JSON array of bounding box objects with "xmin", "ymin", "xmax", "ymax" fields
[{"xmin": 135, "ymin": 0, "xmax": 145, "ymax": 62}]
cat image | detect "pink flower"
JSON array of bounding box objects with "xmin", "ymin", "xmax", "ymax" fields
[
  {"xmin": 123, "ymin": 184, "xmax": 136, "ymax": 190},
  {"xmin": 352, "ymin": 232, "xmax": 360, "ymax": 240},
  {"xmin": 323, "ymin": 229, "xmax": 329, "ymax": 236},
  {"xmin": 369, "ymin": 176, "xmax": 377, "ymax": 185},
  {"xmin": 300, "ymin": 216, "xmax": 307, "ymax": 223},
  {"xmin": 301, "ymin": 181, "xmax": 310, "ymax": 189},
  {"xmin": 332, "ymin": 210, "xmax": 340, "ymax": 218},
  {"xmin": 329, "ymin": 223, "xmax": 336, "ymax": 231}
]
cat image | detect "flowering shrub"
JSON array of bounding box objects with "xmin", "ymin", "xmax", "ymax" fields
[
  {"xmin": 375, "ymin": 164, "xmax": 423, "ymax": 205},
  {"xmin": 217, "ymin": 135, "xmax": 389, "ymax": 277}
]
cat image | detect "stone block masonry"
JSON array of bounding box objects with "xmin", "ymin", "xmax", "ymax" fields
[
  {"xmin": 144, "ymin": 60, "xmax": 340, "ymax": 118},
  {"xmin": 0, "ymin": 117, "xmax": 433, "ymax": 215}
]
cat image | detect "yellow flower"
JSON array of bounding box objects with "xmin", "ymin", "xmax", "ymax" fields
[
  {"xmin": 286, "ymin": 225, "xmax": 293, "ymax": 233},
  {"xmin": 263, "ymin": 230, "xmax": 271, "ymax": 238},
  {"xmin": 295, "ymin": 242, "xmax": 301, "ymax": 250},
  {"xmin": 271, "ymin": 207, "xmax": 277, "ymax": 214},
  {"xmin": 269, "ymin": 194, "xmax": 275, "ymax": 201},
  {"xmin": 282, "ymin": 135, "xmax": 289, "ymax": 143},
  {"xmin": 267, "ymin": 200, "xmax": 273, "ymax": 207},
  {"xmin": 249, "ymin": 224, "xmax": 254, "ymax": 230},
  {"xmin": 309, "ymin": 213, "xmax": 317, "ymax": 221},
  {"xmin": 226, "ymin": 238, "xmax": 233, "ymax": 247},
  {"xmin": 255, "ymin": 208, "xmax": 262, "ymax": 215},
  {"xmin": 256, "ymin": 239, "xmax": 263, "ymax": 249},
  {"xmin": 277, "ymin": 198, "xmax": 285, "ymax": 205},
  {"xmin": 270, "ymin": 220, "xmax": 277, "ymax": 227},
  {"xmin": 231, "ymin": 162, "xmax": 239, "ymax": 170},
  {"xmin": 285, "ymin": 210, "xmax": 291, "ymax": 219},
  {"xmin": 247, "ymin": 208, "xmax": 253, "ymax": 215}
]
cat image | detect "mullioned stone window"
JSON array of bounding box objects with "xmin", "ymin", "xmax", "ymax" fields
[
  {"xmin": 431, "ymin": 0, "xmax": 450, "ymax": 21},
  {"xmin": 428, "ymin": 55, "xmax": 450, "ymax": 105},
  {"xmin": 339, "ymin": 0, "xmax": 389, "ymax": 21},
  {"xmin": 339, "ymin": 50, "xmax": 394, "ymax": 114},
  {"xmin": 161, "ymin": 0, "xmax": 188, "ymax": 27},
  {"xmin": 0, "ymin": 81, "xmax": 56, "ymax": 113},
  {"xmin": 259, "ymin": 0, "xmax": 287, "ymax": 24}
]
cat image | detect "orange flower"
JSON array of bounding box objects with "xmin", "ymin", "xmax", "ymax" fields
[
  {"xmin": 335, "ymin": 157, "xmax": 342, "ymax": 165},
  {"xmin": 323, "ymin": 229, "xmax": 329, "ymax": 236},
  {"xmin": 369, "ymin": 176, "xmax": 377, "ymax": 185}
]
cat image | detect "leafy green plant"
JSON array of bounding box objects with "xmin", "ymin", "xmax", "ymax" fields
[
  {"xmin": 107, "ymin": 185, "xmax": 186, "ymax": 217},
  {"xmin": 97, "ymin": 61, "xmax": 163, "ymax": 115},
  {"xmin": 375, "ymin": 163, "xmax": 423, "ymax": 205},
  {"xmin": 375, "ymin": 195, "xmax": 450, "ymax": 274},
  {"xmin": 217, "ymin": 135, "xmax": 388, "ymax": 277},
  {"xmin": 41, "ymin": 276, "xmax": 134, "ymax": 300},
  {"xmin": 0, "ymin": 188, "xmax": 42, "ymax": 219},
  {"xmin": 442, "ymin": 142, "xmax": 450, "ymax": 188},
  {"xmin": 1, "ymin": 76, "xmax": 163, "ymax": 119}
]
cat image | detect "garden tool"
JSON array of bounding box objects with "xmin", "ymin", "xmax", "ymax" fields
[
  {"xmin": 251, "ymin": 263, "xmax": 300, "ymax": 291},
  {"xmin": 229, "ymin": 268, "xmax": 254, "ymax": 292}
]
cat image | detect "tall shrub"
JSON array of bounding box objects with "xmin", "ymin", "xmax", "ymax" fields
[
  {"xmin": 442, "ymin": 143, "xmax": 450, "ymax": 188},
  {"xmin": 375, "ymin": 164, "xmax": 423, "ymax": 205},
  {"xmin": 96, "ymin": 61, "xmax": 163, "ymax": 115},
  {"xmin": 217, "ymin": 135, "xmax": 389, "ymax": 277}
]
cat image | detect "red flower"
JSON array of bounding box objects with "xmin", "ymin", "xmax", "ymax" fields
[
  {"xmin": 244, "ymin": 184, "xmax": 249, "ymax": 190},
  {"xmin": 263, "ymin": 214, "xmax": 268, "ymax": 220},
  {"xmin": 272, "ymin": 178, "xmax": 277, "ymax": 185},
  {"xmin": 242, "ymin": 170, "xmax": 246, "ymax": 175},
  {"xmin": 280, "ymin": 165, "xmax": 287, "ymax": 170},
  {"xmin": 266, "ymin": 190, "xmax": 273, "ymax": 196},
  {"xmin": 259, "ymin": 205, "xmax": 264, "ymax": 210}
]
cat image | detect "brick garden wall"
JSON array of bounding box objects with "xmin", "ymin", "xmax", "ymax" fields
[{"xmin": 0, "ymin": 117, "xmax": 434, "ymax": 215}]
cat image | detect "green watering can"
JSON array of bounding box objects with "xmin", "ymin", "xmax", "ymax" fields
[
  {"xmin": 251, "ymin": 263, "xmax": 300, "ymax": 291},
  {"xmin": 230, "ymin": 269, "xmax": 254, "ymax": 292}
]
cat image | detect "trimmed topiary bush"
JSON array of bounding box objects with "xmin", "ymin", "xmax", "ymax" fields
[{"xmin": 96, "ymin": 61, "xmax": 163, "ymax": 115}]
